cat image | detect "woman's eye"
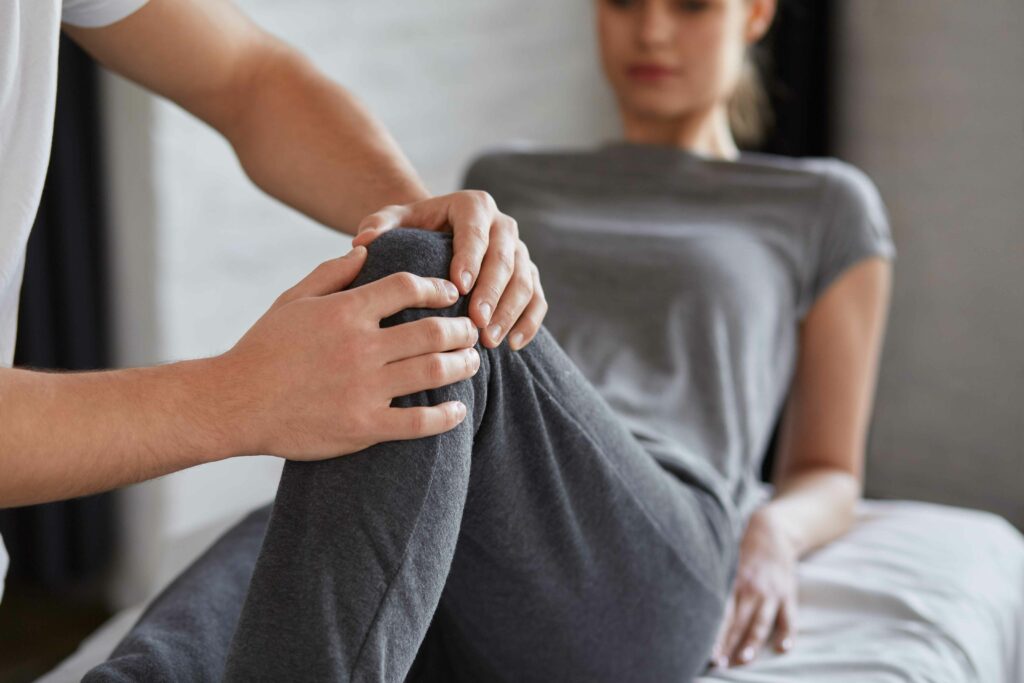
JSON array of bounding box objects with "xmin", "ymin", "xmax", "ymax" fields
[
  {"xmin": 675, "ymin": 0, "xmax": 711, "ymax": 12},
  {"xmin": 604, "ymin": 0, "xmax": 637, "ymax": 9}
]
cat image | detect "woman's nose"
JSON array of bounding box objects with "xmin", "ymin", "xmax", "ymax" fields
[{"xmin": 636, "ymin": 0, "xmax": 675, "ymax": 49}]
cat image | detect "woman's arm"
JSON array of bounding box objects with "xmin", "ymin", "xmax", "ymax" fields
[{"xmin": 711, "ymin": 255, "xmax": 893, "ymax": 668}]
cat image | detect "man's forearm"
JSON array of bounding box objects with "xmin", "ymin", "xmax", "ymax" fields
[
  {"xmin": 222, "ymin": 41, "xmax": 430, "ymax": 234},
  {"xmin": 759, "ymin": 467, "xmax": 861, "ymax": 559},
  {"xmin": 0, "ymin": 361, "xmax": 238, "ymax": 508}
]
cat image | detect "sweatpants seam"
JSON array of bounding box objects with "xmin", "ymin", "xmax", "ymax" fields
[
  {"xmin": 348, "ymin": 435, "xmax": 448, "ymax": 680},
  {"xmin": 519, "ymin": 355, "xmax": 726, "ymax": 601}
]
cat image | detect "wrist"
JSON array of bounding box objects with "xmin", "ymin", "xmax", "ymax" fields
[
  {"xmin": 751, "ymin": 503, "xmax": 803, "ymax": 561},
  {"xmin": 168, "ymin": 354, "xmax": 253, "ymax": 463}
]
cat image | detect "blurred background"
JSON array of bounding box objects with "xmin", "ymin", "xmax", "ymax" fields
[{"xmin": 0, "ymin": 0, "xmax": 1021, "ymax": 679}]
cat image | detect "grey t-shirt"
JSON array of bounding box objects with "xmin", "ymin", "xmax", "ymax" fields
[{"xmin": 463, "ymin": 142, "xmax": 896, "ymax": 537}]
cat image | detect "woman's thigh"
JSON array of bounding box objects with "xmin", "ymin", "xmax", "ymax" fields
[{"xmin": 416, "ymin": 323, "xmax": 738, "ymax": 682}]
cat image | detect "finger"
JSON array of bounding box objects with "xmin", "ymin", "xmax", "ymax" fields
[
  {"xmin": 449, "ymin": 193, "xmax": 495, "ymax": 294},
  {"xmin": 721, "ymin": 593, "xmax": 760, "ymax": 665},
  {"xmin": 352, "ymin": 205, "xmax": 405, "ymax": 247},
  {"xmin": 772, "ymin": 598, "xmax": 797, "ymax": 653},
  {"xmin": 468, "ymin": 215, "xmax": 517, "ymax": 329},
  {"xmin": 481, "ymin": 241, "xmax": 533, "ymax": 347},
  {"xmin": 734, "ymin": 598, "xmax": 778, "ymax": 666},
  {"xmin": 507, "ymin": 264, "xmax": 547, "ymax": 351},
  {"xmin": 383, "ymin": 347, "xmax": 481, "ymax": 398},
  {"xmin": 356, "ymin": 272, "xmax": 460, "ymax": 320},
  {"xmin": 378, "ymin": 316, "xmax": 479, "ymax": 362},
  {"xmin": 376, "ymin": 400, "xmax": 469, "ymax": 440},
  {"xmin": 709, "ymin": 593, "xmax": 736, "ymax": 669},
  {"xmin": 278, "ymin": 246, "xmax": 368, "ymax": 303}
]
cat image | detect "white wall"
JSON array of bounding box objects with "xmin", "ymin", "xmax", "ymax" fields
[
  {"xmin": 834, "ymin": 2, "xmax": 1024, "ymax": 527},
  {"xmin": 102, "ymin": 0, "xmax": 618, "ymax": 606}
]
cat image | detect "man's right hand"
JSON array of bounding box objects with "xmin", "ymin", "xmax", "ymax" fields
[{"xmin": 216, "ymin": 244, "xmax": 480, "ymax": 460}]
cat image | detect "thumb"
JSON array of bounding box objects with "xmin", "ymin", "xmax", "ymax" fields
[
  {"xmin": 285, "ymin": 246, "xmax": 368, "ymax": 301},
  {"xmin": 353, "ymin": 205, "xmax": 407, "ymax": 247}
]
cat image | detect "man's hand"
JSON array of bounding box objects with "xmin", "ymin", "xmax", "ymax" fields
[
  {"xmin": 219, "ymin": 245, "xmax": 481, "ymax": 460},
  {"xmin": 709, "ymin": 507, "xmax": 798, "ymax": 669},
  {"xmin": 353, "ymin": 192, "xmax": 548, "ymax": 351}
]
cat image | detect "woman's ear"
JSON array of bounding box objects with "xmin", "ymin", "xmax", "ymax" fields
[{"xmin": 745, "ymin": 0, "xmax": 778, "ymax": 43}]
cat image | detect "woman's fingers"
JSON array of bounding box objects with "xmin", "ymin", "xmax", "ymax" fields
[
  {"xmin": 481, "ymin": 240, "xmax": 534, "ymax": 347},
  {"xmin": 709, "ymin": 592, "xmax": 736, "ymax": 668},
  {"xmin": 772, "ymin": 597, "xmax": 797, "ymax": 653},
  {"xmin": 379, "ymin": 316, "xmax": 479, "ymax": 362},
  {"xmin": 383, "ymin": 347, "xmax": 481, "ymax": 398},
  {"xmin": 733, "ymin": 597, "xmax": 779, "ymax": 665},
  {"xmin": 720, "ymin": 592, "xmax": 760, "ymax": 665}
]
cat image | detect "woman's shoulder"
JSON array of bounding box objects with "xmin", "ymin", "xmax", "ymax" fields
[{"xmin": 738, "ymin": 153, "xmax": 885, "ymax": 214}]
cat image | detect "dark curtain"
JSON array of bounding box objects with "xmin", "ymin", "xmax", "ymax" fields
[
  {"xmin": 756, "ymin": 0, "xmax": 834, "ymax": 481},
  {"xmin": 0, "ymin": 37, "xmax": 115, "ymax": 590}
]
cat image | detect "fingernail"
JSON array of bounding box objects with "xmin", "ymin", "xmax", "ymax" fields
[
  {"xmin": 740, "ymin": 646, "xmax": 754, "ymax": 663},
  {"xmin": 453, "ymin": 401, "xmax": 467, "ymax": 419},
  {"xmin": 443, "ymin": 281, "xmax": 459, "ymax": 299},
  {"xmin": 461, "ymin": 270, "xmax": 472, "ymax": 291},
  {"xmin": 347, "ymin": 245, "xmax": 366, "ymax": 258},
  {"xmin": 781, "ymin": 637, "xmax": 793, "ymax": 651},
  {"xmin": 480, "ymin": 302, "xmax": 492, "ymax": 321},
  {"xmin": 469, "ymin": 347, "xmax": 480, "ymax": 369},
  {"xmin": 509, "ymin": 331, "xmax": 524, "ymax": 349},
  {"xmin": 487, "ymin": 323, "xmax": 501, "ymax": 341}
]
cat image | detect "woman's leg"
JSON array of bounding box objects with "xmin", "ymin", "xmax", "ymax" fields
[
  {"xmin": 223, "ymin": 228, "xmax": 738, "ymax": 682},
  {"xmin": 83, "ymin": 505, "xmax": 271, "ymax": 682}
]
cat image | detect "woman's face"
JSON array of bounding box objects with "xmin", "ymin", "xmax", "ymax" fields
[{"xmin": 596, "ymin": 0, "xmax": 766, "ymax": 122}]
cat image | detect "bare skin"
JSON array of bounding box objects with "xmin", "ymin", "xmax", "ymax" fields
[
  {"xmin": 0, "ymin": 0, "xmax": 549, "ymax": 507},
  {"xmin": 596, "ymin": 0, "xmax": 893, "ymax": 668}
]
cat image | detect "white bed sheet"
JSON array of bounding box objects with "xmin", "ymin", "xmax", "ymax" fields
[{"xmin": 39, "ymin": 500, "xmax": 1024, "ymax": 682}]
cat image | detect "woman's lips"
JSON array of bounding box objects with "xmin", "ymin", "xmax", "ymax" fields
[{"xmin": 626, "ymin": 64, "xmax": 679, "ymax": 82}]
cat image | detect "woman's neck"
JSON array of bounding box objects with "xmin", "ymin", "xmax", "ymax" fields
[{"xmin": 620, "ymin": 105, "xmax": 739, "ymax": 161}]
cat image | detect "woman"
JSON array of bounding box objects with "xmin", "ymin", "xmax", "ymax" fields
[
  {"xmin": 461, "ymin": 0, "xmax": 895, "ymax": 670},
  {"xmin": 88, "ymin": 0, "xmax": 893, "ymax": 680}
]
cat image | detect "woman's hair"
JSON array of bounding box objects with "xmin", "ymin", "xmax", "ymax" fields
[{"xmin": 728, "ymin": 48, "xmax": 773, "ymax": 149}]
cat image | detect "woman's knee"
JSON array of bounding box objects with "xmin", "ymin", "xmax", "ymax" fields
[{"xmin": 352, "ymin": 228, "xmax": 454, "ymax": 287}]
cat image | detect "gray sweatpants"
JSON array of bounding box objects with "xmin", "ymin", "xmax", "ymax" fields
[{"xmin": 85, "ymin": 229, "xmax": 738, "ymax": 683}]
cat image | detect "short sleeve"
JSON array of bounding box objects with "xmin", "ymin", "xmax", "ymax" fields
[
  {"xmin": 62, "ymin": 0, "xmax": 150, "ymax": 28},
  {"xmin": 805, "ymin": 161, "xmax": 897, "ymax": 311}
]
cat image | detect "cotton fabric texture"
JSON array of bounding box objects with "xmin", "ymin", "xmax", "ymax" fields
[
  {"xmin": 462, "ymin": 142, "xmax": 897, "ymax": 540},
  {"xmin": 85, "ymin": 229, "xmax": 738, "ymax": 682}
]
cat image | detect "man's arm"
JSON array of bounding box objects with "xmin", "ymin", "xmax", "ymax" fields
[
  {"xmin": 63, "ymin": 0, "xmax": 548, "ymax": 349},
  {"xmin": 1, "ymin": 249, "xmax": 479, "ymax": 507}
]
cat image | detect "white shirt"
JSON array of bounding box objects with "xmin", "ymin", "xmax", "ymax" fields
[{"xmin": 0, "ymin": 0, "xmax": 149, "ymax": 605}]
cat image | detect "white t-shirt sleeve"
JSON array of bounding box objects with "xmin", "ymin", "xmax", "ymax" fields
[{"xmin": 62, "ymin": 0, "xmax": 151, "ymax": 28}]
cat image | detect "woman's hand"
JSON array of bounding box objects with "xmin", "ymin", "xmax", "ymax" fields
[
  {"xmin": 353, "ymin": 191, "xmax": 548, "ymax": 351},
  {"xmin": 710, "ymin": 506, "xmax": 799, "ymax": 668}
]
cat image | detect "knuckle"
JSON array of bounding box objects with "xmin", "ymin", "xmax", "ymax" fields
[
  {"xmin": 427, "ymin": 355, "xmax": 448, "ymax": 383},
  {"xmin": 407, "ymin": 409, "xmax": 428, "ymax": 435},
  {"xmin": 396, "ymin": 272, "xmax": 422, "ymax": 298},
  {"xmin": 495, "ymin": 250, "xmax": 516, "ymax": 277},
  {"xmin": 427, "ymin": 318, "xmax": 449, "ymax": 346},
  {"xmin": 472, "ymin": 190, "xmax": 496, "ymax": 210}
]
